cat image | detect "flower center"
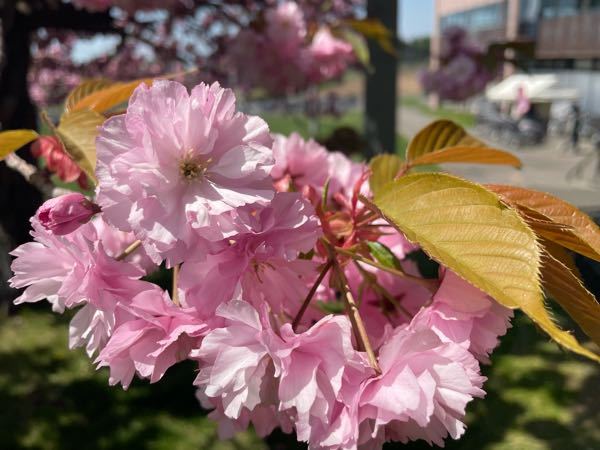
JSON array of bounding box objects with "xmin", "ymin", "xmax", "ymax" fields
[{"xmin": 179, "ymin": 156, "xmax": 211, "ymax": 182}]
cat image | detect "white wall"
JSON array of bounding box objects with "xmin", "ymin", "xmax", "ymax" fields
[{"xmin": 544, "ymin": 70, "xmax": 600, "ymax": 115}]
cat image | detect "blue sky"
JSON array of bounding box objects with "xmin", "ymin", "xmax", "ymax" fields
[{"xmin": 398, "ymin": 0, "xmax": 434, "ymax": 40}]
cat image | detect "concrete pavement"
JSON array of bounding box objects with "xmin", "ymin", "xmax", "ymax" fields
[{"xmin": 397, "ymin": 105, "xmax": 600, "ymax": 212}]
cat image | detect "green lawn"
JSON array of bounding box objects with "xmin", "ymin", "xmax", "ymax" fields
[
  {"xmin": 1, "ymin": 307, "xmax": 598, "ymax": 450},
  {"xmin": 263, "ymin": 110, "xmax": 409, "ymax": 157},
  {"xmin": 401, "ymin": 96, "xmax": 476, "ymax": 128}
]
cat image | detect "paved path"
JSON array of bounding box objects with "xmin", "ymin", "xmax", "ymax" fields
[{"xmin": 397, "ymin": 106, "xmax": 600, "ymax": 212}]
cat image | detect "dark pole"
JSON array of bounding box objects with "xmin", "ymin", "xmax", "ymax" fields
[{"xmin": 364, "ymin": 0, "xmax": 398, "ymax": 157}]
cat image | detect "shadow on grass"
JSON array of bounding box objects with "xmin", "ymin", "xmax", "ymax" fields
[{"xmin": 1, "ymin": 308, "xmax": 598, "ymax": 450}]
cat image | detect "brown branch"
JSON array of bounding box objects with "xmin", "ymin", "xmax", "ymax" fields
[
  {"xmin": 292, "ymin": 259, "xmax": 333, "ymax": 331},
  {"xmin": 3, "ymin": 153, "xmax": 71, "ymax": 198}
]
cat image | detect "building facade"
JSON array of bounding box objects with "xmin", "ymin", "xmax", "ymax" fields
[{"xmin": 431, "ymin": 0, "xmax": 600, "ymax": 112}]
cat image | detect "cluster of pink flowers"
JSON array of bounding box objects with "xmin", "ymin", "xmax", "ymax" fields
[
  {"xmin": 225, "ymin": 1, "xmax": 355, "ymax": 95},
  {"xmin": 10, "ymin": 80, "xmax": 512, "ymax": 448},
  {"xmin": 420, "ymin": 27, "xmax": 497, "ymax": 102}
]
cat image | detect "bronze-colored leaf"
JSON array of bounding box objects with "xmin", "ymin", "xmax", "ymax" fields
[
  {"xmin": 541, "ymin": 247, "xmax": 600, "ymax": 348},
  {"xmin": 407, "ymin": 120, "xmax": 491, "ymax": 162},
  {"xmin": 71, "ymin": 79, "xmax": 152, "ymax": 114},
  {"xmin": 410, "ymin": 146, "xmax": 521, "ymax": 168},
  {"xmin": 489, "ymin": 184, "xmax": 600, "ymax": 262},
  {"xmin": 65, "ymin": 78, "xmax": 113, "ymax": 113}
]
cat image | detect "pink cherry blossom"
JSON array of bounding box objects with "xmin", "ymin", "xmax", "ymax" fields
[
  {"xmin": 271, "ymin": 133, "xmax": 330, "ymax": 193},
  {"xmin": 9, "ymin": 217, "xmax": 145, "ymax": 313},
  {"xmin": 273, "ymin": 315, "xmax": 362, "ymax": 445},
  {"xmin": 95, "ymin": 80, "xmax": 275, "ymax": 265},
  {"xmin": 96, "ymin": 285, "xmax": 207, "ymax": 388},
  {"xmin": 357, "ymin": 326, "xmax": 486, "ymax": 447},
  {"xmin": 193, "ymin": 300, "xmax": 279, "ymax": 419},
  {"xmin": 36, "ymin": 193, "xmax": 100, "ymax": 235},
  {"xmin": 178, "ymin": 192, "xmax": 321, "ymax": 316},
  {"xmin": 327, "ymin": 151, "xmax": 368, "ymax": 200},
  {"xmin": 307, "ymin": 27, "xmax": 355, "ymax": 83},
  {"xmin": 412, "ymin": 270, "xmax": 513, "ymax": 363},
  {"xmin": 265, "ymin": 1, "xmax": 307, "ymax": 55}
]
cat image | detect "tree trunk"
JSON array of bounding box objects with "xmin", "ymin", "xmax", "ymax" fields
[
  {"xmin": 364, "ymin": 0, "xmax": 398, "ymax": 158},
  {"xmin": 0, "ymin": 1, "xmax": 114, "ymax": 306},
  {"xmin": 0, "ymin": 4, "xmax": 42, "ymax": 307}
]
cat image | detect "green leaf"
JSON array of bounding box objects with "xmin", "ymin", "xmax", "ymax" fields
[
  {"xmin": 55, "ymin": 109, "xmax": 105, "ymax": 183},
  {"xmin": 366, "ymin": 241, "xmax": 402, "ymax": 270},
  {"xmin": 0, "ymin": 129, "xmax": 39, "ymax": 159},
  {"xmin": 369, "ymin": 172, "xmax": 600, "ymax": 362},
  {"xmin": 369, "ymin": 154, "xmax": 402, "ymax": 199},
  {"xmin": 317, "ymin": 300, "xmax": 346, "ymax": 314},
  {"xmin": 321, "ymin": 178, "xmax": 331, "ymax": 211}
]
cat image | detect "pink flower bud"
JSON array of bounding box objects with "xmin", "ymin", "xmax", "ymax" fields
[{"xmin": 36, "ymin": 193, "xmax": 100, "ymax": 235}]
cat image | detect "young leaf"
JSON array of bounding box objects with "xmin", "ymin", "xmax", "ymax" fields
[
  {"xmin": 55, "ymin": 109, "xmax": 105, "ymax": 182},
  {"xmin": 368, "ymin": 172, "xmax": 599, "ymax": 362},
  {"xmin": 410, "ymin": 146, "xmax": 521, "ymax": 168},
  {"xmin": 542, "ymin": 239, "xmax": 582, "ymax": 280},
  {"xmin": 406, "ymin": 120, "xmax": 520, "ymax": 169},
  {"xmin": 488, "ymin": 185, "xmax": 600, "ymax": 262},
  {"xmin": 369, "ymin": 154, "xmax": 402, "ymax": 199},
  {"xmin": 345, "ymin": 18, "xmax": 396, "ymax": 55},
  {"xmin": 335, "ymin": 28, "xmax": 370, "ymax": 69},
  {"xmin": 68, "ymin": 68, "xmax": 197, "ymax": 114},
  {"xmin": 366, "ymin": 241, "xmax": 402, "ymax": 270},
  {"xmin": 65, "ymin": 78, "xmax": 113, "ymax": 113},
  {"xmin": 0, "ymin": 129, "xmax": 39, "ymax": 159},
  {"xmin": 541, "ymin": 248, "xmax": 600, "ymax": 348},
  {"xmin": 71, "ymin": 79, "xmax": 151, "ymax": 113}
]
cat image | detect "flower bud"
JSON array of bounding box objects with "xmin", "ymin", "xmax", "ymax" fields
[{"xmin": 36, "ymin": 193, "xmax": 100, "ymax": 235}]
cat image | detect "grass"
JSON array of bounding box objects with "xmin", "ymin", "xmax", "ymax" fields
[
  {"xmin": 401, "ymin": 95, "xmax": 476, "ymax": 128},
  {"xmin": 1, "ymin": 307, "xmax": 598, "ymax": 450},
  {"xmin": 262, "ymin": 110, "xmax": 363, "ymax": 140},
  {"xmin": 263, "ymin": 110, "xmax": 410, "ymax": 157}
]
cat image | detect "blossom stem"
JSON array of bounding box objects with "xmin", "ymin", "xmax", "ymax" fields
[
  {"xmin": 172, "ymin": 264, "xmax": 180, "ymax": 306},
  {"xmin": 335, "ymin": 246, "xmax": 438, "ymax": 293},
  {"xmin": 292, "ymin": 259, "xmax": 333, "ymax": 332},
  {"xmin": 329, "ymin": 247, "xmax": 381, "ymax": 375},
  {"xmin": 115, "ymin": 240, "xmax": 142, "ymax": 261},
  {"xmin": 353, "ymin": 261, "xmax": 413, "ymax": 320}
]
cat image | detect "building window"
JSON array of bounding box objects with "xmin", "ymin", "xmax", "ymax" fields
[
  {"xmin": 440, "ymin": 1, "xmax": 507, "ymax": 32},
  {"xmin": 541, "ymin": 0, "xmax": 583, "ymax": 18}
]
